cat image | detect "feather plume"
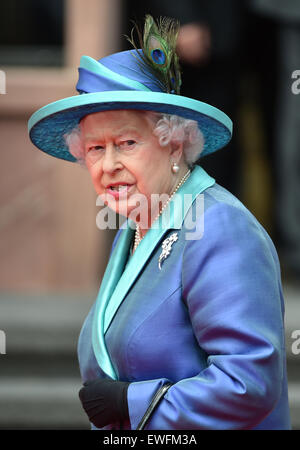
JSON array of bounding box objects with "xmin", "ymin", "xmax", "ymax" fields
[{"xmin": 126, "ymin": 15, "xmax": 182, "ymax": 94}]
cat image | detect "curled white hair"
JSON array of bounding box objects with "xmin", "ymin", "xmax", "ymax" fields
[
  {"xmin": 152, "ymin": 114, "xmax": 204, "ymax": 166},
  {"xmin": 63, "ymin": 127, "xmax": 86, "ymax": 167},
  {"xmin": 64, "ymin": 112, "xmax": 205, "ymax": 167}
]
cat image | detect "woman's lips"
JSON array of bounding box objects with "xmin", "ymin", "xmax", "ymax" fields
[{"xmin": 106, "ymin": 184, "xmax": 134, "ymax": 199}]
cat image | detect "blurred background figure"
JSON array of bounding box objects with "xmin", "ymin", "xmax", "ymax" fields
[
  {"xmin": 248, "ymin": 0, "xmax": 300, "ymax": 283},
  {"xmin": 0, "ymin": 0, "xmax": 299, "ymax": 430}
]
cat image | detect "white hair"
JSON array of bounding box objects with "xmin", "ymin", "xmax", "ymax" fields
[{"xmin": 63, "ymin": 111, "xmax": 205, "ymax": 167}]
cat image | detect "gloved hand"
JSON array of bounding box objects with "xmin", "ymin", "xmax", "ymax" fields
[{"xmin": 79, "ymin": 378, "xmax": 130, "ymax": 428}]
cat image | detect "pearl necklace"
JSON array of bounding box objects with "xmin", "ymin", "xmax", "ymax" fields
[{"xmin": 132, "ymin": 169, "xmax": 191, "ymax": 254}]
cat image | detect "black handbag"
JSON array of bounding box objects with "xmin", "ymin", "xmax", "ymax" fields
[{"xmin": 136, "ymin": 382, "xmax": 173, "ymax": 430}]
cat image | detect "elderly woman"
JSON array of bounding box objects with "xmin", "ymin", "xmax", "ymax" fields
[{"xmin": 28, "ymin": 16, "xmax": 291, "ymax": 430}]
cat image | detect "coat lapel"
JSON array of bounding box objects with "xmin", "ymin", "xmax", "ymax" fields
[
  {"xmin": 92, "ymin": 223, "xmax": 134, "ymax": 379},
  {"xmin": 92, "ymin": 165, "xmax": 215, "ymax": 378}
]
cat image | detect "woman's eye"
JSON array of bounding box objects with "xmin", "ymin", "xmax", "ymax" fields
[
  {"xmin": 120, "ymin": 140, "xmax": 136, "ymax": 148},
  {"xmin": 88, "ymin": 145, "xmax": 104, "ymax": 152}
]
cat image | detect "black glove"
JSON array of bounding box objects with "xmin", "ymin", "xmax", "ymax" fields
[{"xmin": 78, "ymin": 378, "xmax": 130, "ymax": 428}]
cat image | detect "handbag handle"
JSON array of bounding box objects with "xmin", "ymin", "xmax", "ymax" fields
[{"xmin": 136, "ymin": 382, "xmax": 173, "ymax": 430}]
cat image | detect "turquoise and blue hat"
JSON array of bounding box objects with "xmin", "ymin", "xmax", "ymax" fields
[{"xmin": 28, "ymin": 49, "xmax": 232, "ymax": 162}]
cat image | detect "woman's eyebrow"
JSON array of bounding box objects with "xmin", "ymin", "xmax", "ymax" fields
[
  {"xmin": 115, "ymin": 127, "xmax": 141, "ymax": 137},
  {"xmin": 83, "ymin": 138, "xmax": 104, "ymax": 147},
  {"xmin": 84, "ymin": 128, "xmax": 141, "ymax": 143}
]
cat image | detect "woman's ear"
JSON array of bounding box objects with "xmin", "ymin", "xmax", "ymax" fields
[{"xmin": 170, "ymin": 140, "xmax": 184, "ymax": 162}]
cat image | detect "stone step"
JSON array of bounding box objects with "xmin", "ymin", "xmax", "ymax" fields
[
  {"xmin": 0, "ymin": 377, "xmax": 90, "ymax": 429},
  {"xmin": 0, "ymin": 376, "xmax": 299, "ymax": 430},
  {"xmin": 1, "ymin": 353, "xmax": 80, "ymax": 377},
  {"xmin": 287, "ymin": 382, "xmax": 300, "ymax": 430},
  {"xmin": 1, "ymin": 288, "xmax": 299, "ymax": 356},
  {"xmin": 1, "ymin": 292, "xmax": 95, "ymax": 354},
  {"xmin": 0, "ymin": 286, "xmax": 299, "ymax": 429}
]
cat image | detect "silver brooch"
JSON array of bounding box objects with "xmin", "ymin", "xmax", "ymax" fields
[{"xmin": 158, "ymin": 232, "xmax": 178, "ymax": 270}]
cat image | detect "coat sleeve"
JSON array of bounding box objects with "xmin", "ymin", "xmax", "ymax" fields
[{"xmin": 127, "ymin": 203, "xmax": 286, "ymax": 430}]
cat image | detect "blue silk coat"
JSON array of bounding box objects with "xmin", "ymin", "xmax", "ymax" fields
[{"xmin": 77, "ymin": 165, "xmax": 291, "ymax": 430}]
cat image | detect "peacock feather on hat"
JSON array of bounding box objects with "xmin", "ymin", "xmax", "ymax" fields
[{"xmin": 126, "ymin": 14, "xmax": 182, "ymax": 95}]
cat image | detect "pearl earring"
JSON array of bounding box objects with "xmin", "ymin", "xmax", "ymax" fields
[{"xmin": 171, "ymin": 162, "xmax": 179, "ymax": 173}]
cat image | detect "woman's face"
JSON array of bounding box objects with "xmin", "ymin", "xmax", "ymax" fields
[{"xmin": 80, "ymin": 110, "xmax": 182, "ymax": 224}]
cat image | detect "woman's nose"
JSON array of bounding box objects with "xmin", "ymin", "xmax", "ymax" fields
[{"xmin": 102, "ymin": 144, "xmax": 122, "ymax": 173}]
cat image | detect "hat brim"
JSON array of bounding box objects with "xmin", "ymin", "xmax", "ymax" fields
[{"xmin": 28, "ymin": 91, "xmax": 232, "ymax": 162}]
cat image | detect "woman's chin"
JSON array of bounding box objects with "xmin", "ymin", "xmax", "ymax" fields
[{"xmin": 102, "ymin": 200, "xmax": 134, "ymax": 220}]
